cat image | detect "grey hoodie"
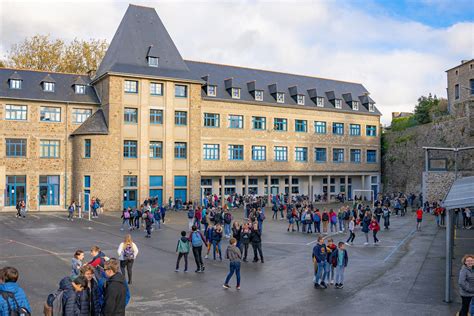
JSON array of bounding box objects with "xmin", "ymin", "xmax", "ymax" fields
[
  {"xmin": 458, "ymin": 265, "xmax": 474, "ymax": 297},
  {"xmin": 226, "ymin": 245, "xmax": 242, "ymax": 262}
]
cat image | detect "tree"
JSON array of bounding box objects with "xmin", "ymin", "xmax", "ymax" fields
[
  {"xmin": 414, "ymin": 94, "xmax": 438, "ymax": 124},
  {"xmin": 5, "ymin": 34, "xmax": 108, "ymax": 75},
  {"xmin": 0, "ymin": 60, "xmax": 5, "ymax": 68}
]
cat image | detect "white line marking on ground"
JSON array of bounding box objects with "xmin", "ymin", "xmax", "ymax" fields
[
  {"xmin": 306, "ymin": 232, "xmax": 342, "ymax": 245},
  {"xmin": 383, "ymin": 228, "xmax": 416, "ymax": 263},
  {"xmin": 0, "ymin": 238, "xmax": 70, "ymax": 264}
]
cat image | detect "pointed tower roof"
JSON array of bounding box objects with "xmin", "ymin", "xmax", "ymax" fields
[{"xmin": 95, "ymin": 4, "xmax": 195, "ymax": 81}]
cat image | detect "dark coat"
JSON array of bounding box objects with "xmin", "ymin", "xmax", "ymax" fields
[
  {"xmin": 250, "ymin": 229, "xmax": 261, "ymax": 244},
  {"xmin": 77, "ymin": 278, "xmax": 101, "ymax": 316},
  {"xmin": 59, "ymin": 277, "xmax": 80, "ymax": 316},
  {"xmin": 103, "ymin": 273, "xmax": 126, "ymax": 316}
]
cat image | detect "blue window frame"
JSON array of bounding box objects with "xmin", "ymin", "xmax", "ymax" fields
[
  {"xmin": 350, "ymin": 124, "xmax": 361, "ymax": 136},
  {"xmin": 175, "ymin": 111, "xmax": 187, "ymax": 126},
  {"xmin": 295, "ymin": 120, "xmax": 307, "ymax": 132},
  {"xmin": 274, "ymin": 146, "xmax": 288, "ymax": 161},
  {"xmin": 350, "ymin": 149, "xmax": 361, "ymax": 163},
  {"xmin": 5, "ymin": 105, "xmax": 27, "ymax": 120},
  {"xmin": 150, "ymin": 176, "xmax": 163, "ymax": 187},
  {"xmin": 203, "ymin": 144, "xmax": 220, "ymax": 160},
  {"xmin": 84, "ymin": 176, "xmax": 91, "ymax": 188},
  {"xmin": 149, "ymin": 141, "xmax": 163, "ymax": 159},
  {"xmin": 174, "ymin": 176, "xmax": 187, "ymax": 187},
  {"xmin": 124, "ymin": 80, "xmax": 138, "ymax": 93},
  {"xmin": 84, "ymin": 139, "xmax": 91, "ymax": 158},
  {"xmin": 332, "ymin": 122, "xmax": 344, "ymax": 135},
  {"xmin": 315, "ymin": 148, "xmax": 327, "ymax": 162},
  {"xmin": 274, "ymin": 118, "xmax": 287, "ymax": 131},
  {"xmin": 40, "ymin": 106, "xmax": 61, "ymax": 122},
  {"xmin": 228, "ymin": 145, "xmax": 244, "ymax": 160},
  {"xmin": 40, "ymin": 140, "xmax": 60, "ymax": 158},
  {"xmin": 175, "ymin": 85, "xmax": 187, "ymax": 98},
  {"xmin": 124, "ymin": 108, "xmax": 138, "ymax": 124},
  {"xmin": 124, "ymin": 175, "xmax": 137, "ymax": 187},
  {"xmin": 333, "ymin": 148, "xmax": 344, "ymax": 163},
  {"xmin": 252, "ymin": 116, "xmax": 266, "ymax": 130},
  {"xmin": 150, "ymin": 109, "xmax": 163, "ymax": 124},
  {"xmin": 252, "ymin": 145, "xmax": 266, "ymax": 161},
  {"xmin": 6, "ymin": 139, "xmax": 26, "ymax": 157},
  {"xmin": 367, "ymin": 150, "xmax": 377, "ymax": 163},
  {"xmin": 6, "ymin": 175, "xmax": 26, "ymax": 206},
  {"xmin": 366, "ymin": 125, "xmax": 377, "ymax": 136},
  {"xmin": 203, "ymin": 113, "xmax": 220, "ymax": 127},
  {"xmin": 39, "ymin": 175, "xmax": 59, "ymax": 205},
  {"xmin": 175, "ymin": 142, "xmax": 187, "ymax": 159},
  {"xmin": 150, "ymin": 82, "xmax": 163, "ymax": 95},
  {"xmin": 229, "ymin": 115, "xmax": 243, "ymax": 129},
  {"xmin": 124, "ymin": 140, "xmax": 137, "ymax": 158},
  {"xmin": 314, "ymin": 121, "xmax": 326, "ymax": 134},
  {"xmin": 295, "ymin": 147, "xmax": 308, "ymax": 162}
]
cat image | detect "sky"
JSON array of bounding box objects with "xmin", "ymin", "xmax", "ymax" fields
[{"xmin": 0, "ymin": 0, "xmax": 473, "ymax": 125}]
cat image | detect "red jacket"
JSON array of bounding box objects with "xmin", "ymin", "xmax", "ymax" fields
[{"xmin": 369, "ymin": 220, "xmax": 380, "ymax": 232}]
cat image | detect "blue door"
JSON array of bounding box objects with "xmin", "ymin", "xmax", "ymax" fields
[
  {"xmin": 174, "ymin": 189, "xmax": 187, "ymax": 208},
  {"xmin": 84, "ymin": 190, "xmax": 90, "ymax": 212},
  {"xmin": 6, "ymin": 176, "xmax": 26, "ymax": 206},
  {"xmin": 371, "ymin": 185, "xmax": 378, "ymax": 200},
  {"xmin": 348, "ymin": 185, "xmax": 352, "ymax": 200},
  {"xmin": 149, "ymin": 189, "xmax": 163, "ymax": 206},
  {"xmin": 39, "ymin": 175, "xmax": 60, "ymax": 205},
  {"xmin": 123, "ymin": 189, "xmax": 137, "ymax": 209}
]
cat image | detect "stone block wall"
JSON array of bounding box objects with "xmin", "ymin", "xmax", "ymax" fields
[{"xmin": 422, "ymin": 171, "xmax": 456, "ymax": 202}]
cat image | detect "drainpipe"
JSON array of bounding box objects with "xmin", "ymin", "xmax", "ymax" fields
[{"xmin": 65, "ymin": 102, "xmax": 69, "ymax": 209}]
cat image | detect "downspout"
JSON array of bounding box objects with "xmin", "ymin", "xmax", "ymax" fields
[{"xmin": 65, "ymin": 102, "xmax": 69, "ymax": 209}]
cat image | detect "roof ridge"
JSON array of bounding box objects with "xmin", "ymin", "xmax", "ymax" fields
[
  {"xmin": 184, "ymin": 59, "xmax": 363, "ymax": 85},
  {"xmin": 0, "ymin": 66, "xmax": 91, "ymax": 77}
]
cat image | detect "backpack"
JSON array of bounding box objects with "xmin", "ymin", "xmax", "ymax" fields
[
  {"xmin": 187, "ymin": 210, "xmax": 194, "ymax": 219},
  {"xmin": 124, "ymin": 211, "xmax": 130, "ymax": 219},
  {"xmin": 344, "ymin": 211, "xmax": 350, "ymax": 220},
  {"xmin": 383, "ymin": 209, "xmax": 389, "ymax": 217},
  {"xmin": 313, "ymin": 213, "xmax": 320, "ymax": 222},
  {"xmin": 45, "ymin": 289, "xmax": 64, "ymax": 316},
  {"xmin": 0, "ymin": 290, "xmax": 30, "ymax": 316},
  {"xmin": 259, "ymin": 213, "xmax": 266, "ymax": 221},
  {"xmin": 322, "ymin": 213, "xmax": 329, "ymax": 221},
  {"xmin": 123, "ymin": 244, "xmax": 135, "ymax": 260},
  {"xmin": 305, "ymin": 213, "xmax": 312, "ymax": 221},
  {"xmin": 191, "ymin": 231, "xmax": 203, "ymax": 247},
  {"xmin": 177, "ymin": 239, "xmax": 190, "ymax": 253},
  {"xmin": 331, "ymin": 215, "xmax": 337, "ymax": 224}
]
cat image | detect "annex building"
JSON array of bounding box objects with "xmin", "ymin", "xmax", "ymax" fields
[{"xmin": 0, "ymin": 4, "xmax": 381, "ymax": 212}]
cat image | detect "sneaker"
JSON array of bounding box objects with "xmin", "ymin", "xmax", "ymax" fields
[
  {"xmin": 364, "ymin": 242, "xmax": 368, "ymax": 245},
  {"xmin": 339, "ymin": 283, "xmax": 344, "ymax": 288},
  {"xmin": 261, "ymin": 259, "xmax": 264, "ymax": 263},
  {"xmin": 344, "ymin": 242, "xmax": 350, "ymax": 246},
  {"xmin": 236, "ymin": 286, "xmax": 241, "ymax": 290},
  {"xmin": 205, "ymin": 255, "xmax": 208, "ymax": 259},
  {"xmin": 320, "ymin": 282, "xmax": 327, "ymax": 289},
  {"xmin": 314, "ymin": 283, "xmax": 321, "ymax": 289},
  {"xmin": 330, "ymin": 280, "xmax": 334, "ymax": 285},
  {"xmin": 184, "ymin": 270, "xmax": 188, "ymax": 273},
  {"xmin": 201, "ymin": 266, "xmax": 205, "ymax": 271},
  {"xmin": 175, "ymin": 269, "xmax": 179, "ymax": 272},
  {"xmin": 195, "ymin": 269, "xmax": 200, "ymax": 273},
  {"xmin": 223, "ymin": 284, "xmax": 230, "ymax": 289}
]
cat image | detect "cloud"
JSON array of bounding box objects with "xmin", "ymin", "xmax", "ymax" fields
[{"xmin": 0, "ymin": 0, "xmax": 472, "ymax": 124}]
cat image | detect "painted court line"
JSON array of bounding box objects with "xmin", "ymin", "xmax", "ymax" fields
[
  {"xmin": 383, "ymin": 228, "xmax": 416, "ymax": 263},
  {"xmin": 0, "ymin": 238, "xmax": 70, "ymax": 265}
]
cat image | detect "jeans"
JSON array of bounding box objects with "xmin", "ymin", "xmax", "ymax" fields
[
  {"xmin": 224, "ymin": 223, "xmax": 231, "ymax": 237},
  {"xmin": 314, "ymin": 221, "xmax": 320, "ymax": 233},
  {"xmin": 192, "ymin": 246, "xmax": 203, "ymax": 270},
  {"xmin": 459, "ymin": 296, "xmax": 472, "ymax": 316},
  {"xmin": 241, "ymin": 243, "xmax": 249, "ymax": 260},
  {"xmin": 338, "ymin": 220, "xmax": 343, "ymax": 231},
  {"xmin": 330, "ymin": 222, "xmax": 337, "ymax": 232},
  {"xmin": 120, "ymin": 259, "xmax": 134, "ymax": 284},
  {"xmin": 68, "ymin": 211, "xmax": 74, "ymax": 220},
  {"xmin": 154, "ymin": 218, "xmax": 161, "ymax": 229},
  {"xmin": 121, "ymin": 219, "xmax": 130, "ymax": 230},
  {"xmin": 335, "ymin": 265, "xmax": 345, "ymax": 284},
  {"xmin": 224, "ymin": 261, "xmax": 241, "ymax": 286},
  {"xmin": 384, "ymin": 217, "xmax": 390, "ymax": 228},
  {"xmin": 373, "ymin": 231, "xmax": 379, "ymax": 243},
  {"xmin": 323, "ymin": 261, "xmax": 331, "ymax": 283},
  {"xmin": 212, "ymin": 240, "xmax": 222, "ymax": 260},
  {"xmin": 314, "ymin": 261, "xmax": 326, "ymax": 284},
  {"xmin": 257, "ymin": 221, "xmax": 263, "ymax": 233},
  {"xmin": 272, "ymin": 211, "xmax": 278, "ymax": 219},
  {"xmin": 306, "ymin": 221, "xmax": 313, "ymax": 233},
  {"xmin": 176, "ymin": 252, "xmax": 188, "ymax": 271},
  {"xmin": 188, "ymin": 218, "xmax": 194, "ymax": 230},
  {"xmin": 252, "ymin": 242, "xmax": 263, "ymax": 261}
]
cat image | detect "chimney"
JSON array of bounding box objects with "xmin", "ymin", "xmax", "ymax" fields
[{"xmin": 87, "ymin": 69, "xmax": 96, "ymax": 79}]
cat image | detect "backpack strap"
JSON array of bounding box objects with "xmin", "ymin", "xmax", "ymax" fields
[{"xmin": 0, "ymin": 290, "xmax": 17, "ymax": 313}]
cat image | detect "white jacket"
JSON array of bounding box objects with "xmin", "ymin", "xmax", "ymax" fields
[
  {"xmin": 117, "ymin": 242, "xmax": 139, "ymax": 261},
  {"xmin": 349, "ymin": 220, "xmax": 355, "ymax": 231}
]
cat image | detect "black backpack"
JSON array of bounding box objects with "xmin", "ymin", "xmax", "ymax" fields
[{"xmin": 0, "ymin": 290, "xmax": 31, "ymax": 316}]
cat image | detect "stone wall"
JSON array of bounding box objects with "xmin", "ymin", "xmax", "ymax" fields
[{"xmin": 422, "ymin": 171, "xmax": 456, "ymax": 202}]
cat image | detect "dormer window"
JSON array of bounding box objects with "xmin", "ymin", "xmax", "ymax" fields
[
  {"xmin": 255, "ymin": 90, "xmax": 264, "ymax": 101},
  {"xmin": 335, "ymin": 99, "xmax": 342, "ymax": 109},
  {"xmin": 231, "ymin": 88, "xmax": 240, "ymax": 99},
  {"xmin": 10, "ymin": 79, "xmax": 22, "ymax": 90},
  {"xmin": 276, "ymin": 92, "xmax": 285, "ymax": 103},
  {"xmin": 369, "ymin": 103, "xmax": 375, "ymax": 112},
  {"xmin": 316, "ymin": 97, "xmax": 324, "ymax": 107},
  {"xmin": 297, "ymin": 95, "xmax": 305, "ymax": 105},
  {"xmin": 75, "ymin": 84, "xmax": 86, "ymax": 94},
  {"xmin": 207, "ymin": 85, "xmax": 217, "ymax": 97},
  {"xmin": 352, "ymin": 101, "xmax": 359, "ymax": 111},
  {"xmin": 148, "ymin": 56, "xmax": 159, "ymax": 67},
  {"xmin": 43, "ymin": 82, "xmax": 55, "ymax": 92}
]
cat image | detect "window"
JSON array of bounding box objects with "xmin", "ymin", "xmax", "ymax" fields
[
  {"xmin": 124, "ymin": 140, "xmax": 137, "ymax": 158},
  {"xmin": 124, "ymin": 108, "xmax": 138, "ymax": 124},
  {"xmin": 297, "ymin": 95, "xmax": 305, "ymax": 105},
  {"xmin": 295, "ymin": 147, "xmax": 308, "ymax": 162},
  {"xmin": 333, "ymin": 148, "xmax": 344, "ymax": 163},
  {"xmin": 124, "ymin": 80, "xmax": 138, "ymax": 93},
  {"xmin": 350, "ymin": 149, "xmax": 361, "ymax": 163},
  {"xmin": 274, "ymin": 118, "xmax": 287, "ymax": 131},
  {"xmin": 276, "ymin": 92, "xmax": 285, "ymax": 103},
  {"xmin": 6, "ymin": 139, "xmax": 26, "ymax": 157},
  {"xmin": 174, "ymin": 176, "xmax": 187, "ymax": 187},
  {"xmin": 150, "ymin": 176, "xmax": 163, "ymax": 187},
  {"xmin": 39, "ymin": 175, "xmax": 59, "ymax": 205},
  {"xmin": 252, "ymin": 145, "xmax": 266, "ymax": 161},
  {"xmin": 332, "ymin": 122, "xmax": 344, "ymax": 135},
  {"xmin": 229, "ymin": 115, "xmax": 243, "ymax": 129},
  {"xmin": 149, "ymin": 141, "xmax": 163, "ymax": 159},
  {"xmin": 72, "ymin": 108, "xmax": 92, "ymax": 124},
  {"xmin": 5, "ymin": 105, "xmax": 27, "ymax": 121},
  {"xmin": 315, "ymin": 121, "xmax": 326, "ymax": 134},
  {"xmin": 124, "ymin": 175, "xmax": 137, "ymax": 187},
  {"xmin": 455, "ymin": 84, "xmax": 460, "ymax": 99},
  {"xmin": 352, "ymin": 101, "xmax": 359, "ymax": 111},
  {"xmin": 84, "ymin": 176, "xmax": 91, "ymax": 188},
  {"xmin": 315, "ymin": 148, "xmax": 327, "ymax": 162},
  {"xmin": 150, "ymin": 109, "xmax": 163, "ymax": 124},
  {"xmin": 252, "ymin": 116, "xmax": 266, "ymax": 130},
  {"xmin": 10, "ymin": 79, "xmax": 22, "ymax": 89},
  {"xmin": 228, "ymin": 145, "xmax": 244, "ymax": 160},
  {"xmin": 175, "ymin": 84, "xmax": 187, "ymax": 98},
  {"xmin": 203, "ymin": 144, "xmax": 220, "ymax": 160},
  {"xmin": 231, "ymin": 88, "xmax": 241, "ymax": 99},
  {"xmin": 274, "ymin": 146, "xmax": 288, "ymax": 161},
  {"xmin": 369, "ymin": 103, "xmax": 375, "ymax": 112},
  {"xmin": 43, "ymin": 82, "xmax": 55, "ymax": 92},
  {"xmin": 316, "ymin": 97, "xmax": 324, "ymax": 107},
  {"xmin": 174, "ymin": 142, "xmax": 187, "ymax": 159},
  {"xmin": 350, "ymin": 124, "xmax": 361, "ymax": 136},
  {"xmin": 295, "ymin": 119, "xmax": 307, "ymax": 132},
  {"xmin": 366, "ymin": 125, "xmax": 377, "ymax": 136},
  {"xmin": 150, "ymin": 82, "xmax": 163, "ymax": 96},
  {"xmin": 201, "ymin": 178, "xmax": 212, "ymax": 186},
  {"xmin": 40, "ymin": 140, "xmax": 60, "ymax": 158},
  {"xmin": 148, "ymin": 56, "xmax": 159, "ymax": 67},
  {"xmin": 40, "ymin": 107, "xmax": 61, "ymax": 122},
  {"xmin": 204, "ymin": 113, "xmax": 219, "ymax": 127},
  {"xmin": 335, "ymin": 99, "xmax": 342, "ymax": 109},
  {"xmin": 470, "ymin": 79, "xmax": 474, "ymax": 95},
  {"xmin": 84, "ymin": 139, "xmax": 91, "ymax": 158},
  {"xmin": 367, "ymin": 150, "xmax": 377, "ymax": 163},
  {"xmin": 175, "ymin": 111, "xmax": 187, "ymax": 126},
  {"xmin": 255, "ymin": 90, "xmax": 264, "ymax": 101},
  {"xmin": 207, "ymin": 85, "xmax": 217, "ymax": 97},
  {"xmin": 75, "ymin": 85, "xmax": 86, "ymax": 94}
]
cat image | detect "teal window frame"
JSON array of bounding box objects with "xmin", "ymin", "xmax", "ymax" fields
[
  {"xmin": 124, "ymin": 108, "xmax": 138, "ymax": 124},
  {"xmin": 367, "ymin": 150, "xmax": 377, "ymax": 163},
  {"xmin": 5, "ymin": 105, "xmax": 27, "ymax": 121},
  {"xmin": 366, "ymin": 125, "xmax": 377, "ymax": 136},
  {"xmin": 295, "ymin": 119, "xmax": 307, "ymax": 132},
  {"xmin": 40, "ymin": 106, "xmax": 61, "ymax": 122},
  {"xmin": 6, "ymin": 139, "xmax": 26, "ymax": 157},
  {"xmin": 124, "ymin": 175, "xmax": 137, "ymax": 187},
  {"xmin": 124, "ymin": 140, "xmax": 138, "ymax": 158},
  {"xmin": 252, "ymin": 145, "xmax": 266, "ymax": 161},
  {"xmin": 315, "ymin": 148, "xmax": 326, "ymax": 162},
  {"xmin": 84, "ymin": 175, "xmax": 91, "ymax": 188},
  {"xmin": 295, "ymin": 147, "xmax": 308, "ymax": 162},
  {"xmin": 274, "ymin": 146, "xmax": 288, "ymax": 161},
  {"xmin": 333, "ymin": 148, "xmax": 344, "ymax": 163},
  {"xmin": 274, "ymin": 118, "xmax": 287, "ymax": 131},
  {"xmin": 350, "ymin": 149, "xmax": 361, "ymax": 163},
  {"xmin": 314, "ymin": 121, "xmax": 326, "ymax": 134},
  {"xmin": 150, "ymin": 109, "xmax": 163, "ymax": 124},
  {"xmin": 72, "ymin": 108, "xmax": 92, "ymax": 124},
  {"xmin": 350, "ymin": 124, "xmax": 361, "ymax": 136},
  {"xmin": 149, "ymin": 141, "xmax": 163, "ymax": 159},
  {"xmin": 229, "ymin": 115, "xmax": 243, "ymax": 129},
  {"xmin": 252, "ymin": 116, "xmax": 266, "ymax": 130},
  {"xmin": 332, "ymin": 122, "xmax": 344, "ymax": 135},
  {"xmin": 228, "ymin": 145, "xmax": 244, "ymax": 160},
  {"xmin": 175, "ymin": 111, "xmax": 187, "ymax": 126},
  {"xmin": 203, "ymin": 113, "xmax": 220, "ymax": 127},
  {"xmin": 84, "ymin": 139, "xmax": 91, "ymax": 158},
  {"xmin": 174, "ymin": 176, "xmax": 187, "ymax": 187},
  {"xmin": 40, "ymin": 140, "xmax": 60, "ymax": 158},
  {"xmin": 149, "ymin": 176, "xmax": 163, "ymax": 187},
  {"xmin": 174, "ymin": 142, "xmax": 187, "ymax": 159},
  {"xmin": 203, "ymin": 144, "xmax": 220, "ymax": 160}
]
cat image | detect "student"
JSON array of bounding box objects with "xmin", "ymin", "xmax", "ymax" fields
[
  {"xmin": 383, "ymin": 206, "xmax": 391, "ymax": 229},
  {"xmin": 153, "ymin": 206, "xmax": 161, "ymax": 230},
  {"xmin": 211, "ymin": 224, "xmax": 224, "ymax": 260},
  {"xmin": 176, "ymin": 231, "xmax": 190, "ymax": 272},
  {"xmin": 313, "ymin": 209, "xmax": 321, "ymax": 234},
  {"xmin": 369, "ymin": 216, "xmax": 380, "ymax": 244},
  {"xmin": 223, "ymin": 210, "xmax": 233, "ymax": 238},
  {"xmin": 256, "ymin": 209, "xmax": 265, "ymax": 233},
  {"xmin": 143, "ymin": 210, "xmax": 154, "ymax": 238},
  {"xmin": 71, "ymin": 250, "xmax": 85, "ymax": 278},
  {"xmin": 103, "ymin": 259, "xmax": 126, "ymax": 316},
  {"xmin": 188, "ymin": 226, "xmax": 208, "ymax": 273},
  {"xmin": 78, "ymin": 265, "xmax": 101, "ymax": 316},
  {"xmin": 250, "ymin": 222, "xmax": 264, "ymax": 263},
  {"xmin": 88, "ymin": 246, "xmax": 106, "ymax": 268},
  {"xmin": 458, "ymin": 254, "xmax": 473, "ymax": 316},
  {"xmin": 54, "ymin": 275, "xmax": 88, "ymax": 316},
  {"xmin": 326, "ymin": 239, "xmax": 337, "ymax": 285},
  {"xmin": 232, "ymin": 222, "xmax": 242, "ymax": 248},
  {"xmin": 312, "ymin": 236, "xmax": 328, "ymax": 289},
  {"xmin": 346, "ymin": 216, "xmax": 356, "ymax": 245},
  {"xmin": 0, "ymin": 267, "xmax": 31, "ymax": 316},
  {"xmin": 187, "ymin": 208, "xmax": 195, "ymax": 230},
  {"xmin": 120, "ymin": 209, "xmax": 131, "ymax": 231},
  {"xmin": 361, "ymin": 211, "xmax": 371, "ymax": 245},
  {"xmin": 321, "ymin": 209, "xmax": 329, "ymax": 234},
  {"xmin": 67, "ymin": 201, "xmax": 76, "ymax": 221},
  {"xmin": 330, "ymin": 242, "xmax": 349, "ymax": 289},
  {"xmin": 117, "ymin": 235, "xmax": 139, "ymax": 284},
  {"xmin": 305, "ymin": 210, "xmax": 313, "ymax": 234},
  {"xmin": 329, "ymin": 209, "xmax": 337, "ymax": 233},
  {"xmin": 287, "ymin": 208, "xmax": 296, "ymax": 232},
  {"xmin": 240, "ymin": 224, "xmax": 251, "ymax": 262},
  {"xmin": 416, "ymin": 207, "xmax": 423, "ymax": 231},
  {"xmin": 223, "ymin": 238, "xmax": 242, "ymax": 290}
]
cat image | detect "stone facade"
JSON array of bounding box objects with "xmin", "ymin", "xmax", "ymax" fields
[{"xmin": 422, "ymin": 171, "xmax": 456, "ymax": 203}]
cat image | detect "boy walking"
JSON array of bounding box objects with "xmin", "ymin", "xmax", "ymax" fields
[
  {"xmin": 416, "ymin": 207, "xmax": 423, "ymax": 231},
  {"xmin": 223, "ymin": 238, "xmax": 242, "ymax": 290},
  {"xmin": 331, "ymin": 242, "xmax": 349, "ymax": 288},
  {"xmin": 176, "ymin": 231, "xmax": 190, "ymax": 272},
  {"xmin": 312, "ymin": 236, "xmax": 328, "ymax": 289}
]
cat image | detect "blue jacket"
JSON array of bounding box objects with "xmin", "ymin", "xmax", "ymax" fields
[
  {"xmin": 59, "ymin": 276, "xmax": 80, "ymax": 316},
  {"xmin": 77, "ymin": 278, "xmax": 101, "ymax": 316},
  {"xmin": 330, "ymin": 249, "xmax": 349, "ymax": 267},
  {"xmin": 0, "ymin": 282, "xmax": 31, "ymax": 316},
  {"xmin": 312, "ymin": 243, "xmax": 327, "ymax": 263}
]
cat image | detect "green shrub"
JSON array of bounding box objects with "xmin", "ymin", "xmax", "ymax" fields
[{"xmin": 391, "ymin": 116, "xmax": 418, "ymax": 131}]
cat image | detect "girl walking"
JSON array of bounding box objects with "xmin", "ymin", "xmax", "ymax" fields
[
  {"xmin": 369, "ymin": 216, "xmax": 380, "ymax": 244},
  {"xmin": 346, "ymin": 216, "xmax": 355, "ymax": 245},
  {"xmin": 361, "ymin": 211, "xmax": 371, "ymax": 245},
  {"xmin": 117, "ymin": 234, "xmax": 139, "ymax": 284}
]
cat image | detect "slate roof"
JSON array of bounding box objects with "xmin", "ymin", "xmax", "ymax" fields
[
  {"xmin": 71, "ymin": 108, "xmax": 108, "ymax": 136},
  {"xmin": 0, "ymin": 68, "xmax": 100, "ymax": 104}
]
